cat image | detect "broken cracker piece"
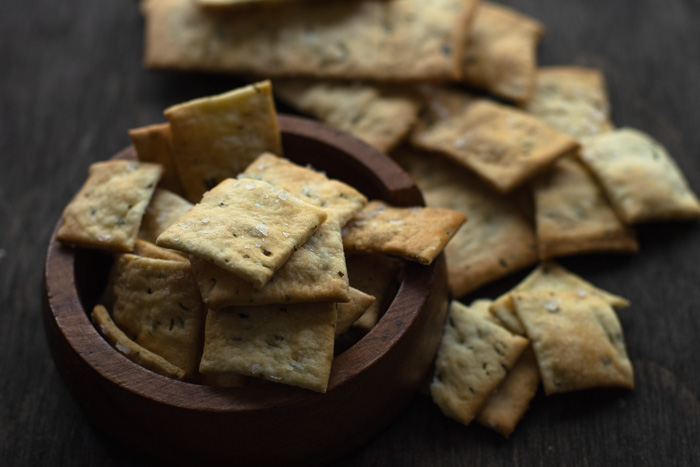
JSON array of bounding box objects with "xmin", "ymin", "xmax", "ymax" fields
[
  {"xmin": 346, "ymin": 254, "xmax": 401, "ymax": 331},
  {"xmin": 335, "ymin": 287, "xmax": 376, "ymax": 338}
]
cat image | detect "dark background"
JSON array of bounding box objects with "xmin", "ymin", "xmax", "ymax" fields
[{"xmin": 1, "ymin": 0, "xmax": 699, "ymax": 465}]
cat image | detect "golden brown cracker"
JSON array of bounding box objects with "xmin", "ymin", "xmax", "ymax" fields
[
  {"xmin": 132, "ymin": 239, "xmax": 188, "ymax": 262},
  {"xmin": 335, "ymin": 287, "xmax": 376, "ymax": 338},
  {"xmin": 138, "ymin": 188, "xmax": 193, "ymax": 244},
  {"xmin": 346, "ymin": 254, "xmax": 401, "ymax": 331},
  {"xmin": 129, "ymin": 122, "xmax": 186, "ymax": 194}
]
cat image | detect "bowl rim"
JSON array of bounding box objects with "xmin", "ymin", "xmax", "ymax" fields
[{"xmin": 44, "ymin": 114, "xmax": 441, "ymax": 412}]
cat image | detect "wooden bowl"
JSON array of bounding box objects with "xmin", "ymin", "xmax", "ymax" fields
[{"xmin": 43, "ymin": 115, "xmax": 449, "ymax": 466}]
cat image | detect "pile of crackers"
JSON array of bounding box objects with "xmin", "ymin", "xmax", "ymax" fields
[
  {"xmin": 138, "ymin": 0, "xmax": 700, "ymax": 437},
  {"xmin": 57, "ymin": 81, "xmax": 466, "ymax": 393}
]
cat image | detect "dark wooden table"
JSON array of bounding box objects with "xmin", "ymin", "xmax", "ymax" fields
[{"xmin": 2, "ymin": 1, "xmax": 699, "ymax": 465}]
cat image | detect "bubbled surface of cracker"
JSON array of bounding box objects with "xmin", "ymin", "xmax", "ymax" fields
[
  {"xmin": 92, "ymin": 305, "xmax": 186, "ymax": 381},
  {"xmin": 346, "ymin": 254, "xmax": 401, "ymax": 331},
  {"xmin": 111, "ymin": 254, "xmax": 205, "ymax": 378},
  {"xmin": 242, "ymin": 153, "xmax": 367, "ymax": 226},
  {"xmin": 191, "ymin": 216, "xmax": 349, "ymax": 308},
  {"xmin": 526, "ymin": 66, "xmax": 614, "ymax": 139},
  {"xmin": 143, "ymin": 0, "xmax": 478, "ymax": 82},
  {"xmin": 513, "ymin": 290, "xmax": 634, "ymax": 395},
  {"xmin": 129, "ymin": 122, "xmax": 186, "ymax": 194},
  {"xmin": 533, "ymin": 155, "xmax": 638, "ymax": 259},
  {"xmin": 335, "ymin": 287, "xmax": 376, "ymax": 337},
  {"xmin": 411, "ymin": 87, "xmax": 578, "ymax": 193},
  {"xmin": 580, "ymin": 128, "xmax": 700, "ymax": 223},
  {"xmin": 431, "ymin": 300, "xmax": 529, "ymax": 426},
  {"xmin": 57, "ymin": 160, "xmax": 162, "ymax": 252},
  {"xmin": 156, "ymin": 178, "xmax": 328, "ymax": 290},
  {"xmin": 394, "ymin": 147, "xmax": 538, "ymax": 298},
  {"xmin": 274, "ymin": 79, "xmax": 422, "ymax": 153},
  {"xmin": 199, "ymin": 303, "xmax": 337, "ymax": 393},
  {"xmin": 342, "ymin": 200, "xmax": 466, "ymax": 265},
  {"xmin": 138, "ymin": 188, "xmax": 193, "ymax": 244},
  {"xmin": 461, "ymin": 2, "xmax": 544, "ymax": 104},
  {"xmin": 164, "ymin": 80, "xmax": 281, "ymax": 202}
]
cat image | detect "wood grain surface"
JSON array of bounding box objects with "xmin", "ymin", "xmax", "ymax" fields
[{"xmin": 1, "ymin": 0, "xmax": 699, "ymax": 466}]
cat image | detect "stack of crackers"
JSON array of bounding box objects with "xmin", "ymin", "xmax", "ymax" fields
[{"xmin": 57, "ymin": 81, "xmax": 466, "ymax": 393}]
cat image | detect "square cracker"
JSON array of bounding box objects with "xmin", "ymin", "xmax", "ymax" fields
[
  {"xmin": 273, "ymin": 79, "xmax": 422, "ymax": 154},
  {"xmin": 490, "ymin": 261, "xmax": 630, "ymax": 336},
  {"xmin": 57, "ymin": 160, "xmax": 162, "ymax": 252},
  {"xmin": 199, "ymin": 302, "xmax": 337, "ymax": 393},
  {"xmin": 143, "ymin": 0, "xmax": 478, "ymax": 82},
  {"xmin": 242, "ymin": 153, "xmax": 367, "ymax": 226},
  {"xmin": 92, "ymin": 305, "xmax": 186, "ymax": 381},
  {"xmin": 346, "ymin": 254, "xmax": 401, "ymax": 331},
  {"xmin": 525, "ymin": 66, "xmax": 614, "ymax": 139},
  {"xmin": 157, "ymin": 178, "xmax": 328, "ymax": 290},
  {"xmin": 191, "ymin": 216, "xmax": 350, "ymax": 309},
  {"xmin": 138, "ymin": 188, "xmax": 193, "ymax": 245},
  {"xmin": 110, "ymin": 254, "xmax": 205, "ymax": 378},
  {"xmin": 430, "ymin": 300, "xmax": 529, "ymax": 426},
  {"xmin": 342, "ymin": 200, "xmax": 466, "ymax": 265},
  {"xmin": 533, "ymin": 155, "xmax": 638, "ymax": 259},
  {"xmin": 461, "ymin": 2, "xmax": 544, "ymax": 104},
  {"xmin": 335, "ymin": 287, "xmax": 376, "ymax": 338},
  {"xmin": 411, "ymin": 87, "xmax": 578, "ymax": 193},
  {"xmin": 394, "ymin": 146, "xmax": 538, "ymax": 297},
  {"xmin": 129, "ymin": 122, "xmax": 186, "ymax": 195},
  {"xmin": 580, "ymin": 128, "xmax": 700, "ymax": 223},
  {"xmin": 164, "ymin": 81, "xmax": 282, "ymax": 202},
  {"xmin": 513, "ymin": 290, "xmax": 634, "ymax": 394}
]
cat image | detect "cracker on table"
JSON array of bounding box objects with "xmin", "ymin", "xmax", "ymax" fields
[
  {"xmin": 533, "ymin": 155, "xmax": 638, "ymax": 259},
  {"xmin": 273, "ymin": 79, "xmax": 422, "ymax": 154},
  {"xmin": 475, "ymin": 346, "xmax": 540, "ymax": 438},
  {"xmin": 394, "ymin": 146, "xmax": 538, "ymax": 298},
  {"xmin": 157, "ymin": 178, "xmax": 328, "ymax": 290},
  {"xmin": 191, "ymin": 215, "xmax": 349, "ymax": 308},
  {"xmin": 430, "ymin": 300, "xmax": 529, "ymax": 426},
  {"xmin": 335, "ymin": 287, "xmax": 376, "ymax": 338},
  {"xmin": 111, "ymin": 254, "xmax": 205, "ymax": 378},
  {"xmin": 92, "ymin": 305, "xmax": 186, "ymax": 380},
  {"xmin": 346, "ymin": 254, "xmax": 401, "ymax": 331},
  {"xmin": 133, "ymin": 239, "xmax": 188, "ymax": 262},
  {"xmin": 411, "ymin": 87, "xmax": 578, "ymax": 193},
  {"xmin": 580, "ymin": 128, "xmax": 700, "ymax": 223},
  {"xmin": 242, "ymin": 153, "xmax": 367, "ymax": 226},
  {"xmin": 461, "ymin": 2, "xmax": 544, "ymax": 104},
  {"xmin": 513, "ymin": 290, "xmax": 634, "ymax": 394},
  {"xmin": 199, "ymin": 302, "xmax": 337, "ymax": 393},
  {"xmin": 57, "ymin": 160, "xmax": 162, "ymax": 252},
  {"xmin": 138, "ymin": 188, "xmax": 193, "ymax": 244},
  {"xmin": 164, "ymin": 81, "xmax": 281, "ymax": 202},
  {"xmin": 129, "ymin": 122, "xmax": 186, "ymax": 195},
  {"xmin": 490, "ymin": 261, "xmax": 630, "ymax": 335},
  {"xmin": 342, "ymin": 200, "xmax": 466, "ymax": 265},
  {"xmin": 525, "ymin": 66, "xmax": 614, "ymax": 139},
  {"xmin": 143, "ymin": 0, "xmax": 478, "ymax": 81}
]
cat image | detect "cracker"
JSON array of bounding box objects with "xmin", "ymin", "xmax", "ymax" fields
[
  {"xmin": 164, "ymin": 81, "xmax": 282, "ymax": 202},
  {"xmin": 111, "ymin": 254, "xmax": 205, "ymax": 378},
  {"xmin": 190, "ymin": 216, "xmax": 349, "ymax": 308},
  {"xmin": 157, "ymin": 178, "xmax": 328, "ymax": 290},
  {"xmin": 430, "ymin": 300, "xmax": 529, "ymax": 426},
  {"xmin": 580, "ymin": 128, "xmax": 700, "ymax": 223},
  {"xmin": 513, "ymin": 290, "xmax": 634, "ymax": 394},
  {"xmin": 138, "ymin": 188, "xmax": 193, "ymax": 244},
  {"xmin": 242, "ymin": 153, "xmax": 367, "ymax": 226},
  {"xmin": 342, "ymin": 200, "xmax": 466, "ymax": 265},
  {"xmin": 526, "ymin": 66, "xmax": 614, "ymax": 139},
  {"xmin": 143, "ymin": 0, "xmax": 478, "ymax": 81},
  {"xmin": 411, "ymin": 87, "xmax": 578, "ymax": 193},
  {"xmin": 199, "ymin": 303, "xmax": 337, "ymax": 392},
  {"xmin": 92, "ymin": 305, "xmax": 186, "ymax": 381},
  {"xmin": 533, "ymin": 155, "xmax": 639, "ymax": 259},
  {"xmin": 394, "ymin": 146, "xmax": 538, "ymax": 297},
  {"xmin": 57, "ymin": 160, "xmax": 162, "ymax": 252},
  {"xmin": 461, "ymin": 2, "xmax": 544, "ymax": 104},
  {"xmin": 129, "ymin": 122, "xmax": 186, "ymax": 194},
  {"xmin": 346, "ymin": 254, "xmax": 400, "ymax": 331},
  {"xmin": 475, "ymin": 346, "xmax": 540, "ymax": 438},
  {"xmin": 335, "ymin": 287, "xmax": 376, "ymax": 338},
  {"xmin": 133, "ymin": 239, "xmax": 188, "ymax": 262},
  {"xmin": 273, "ymin": 79, "xmax": 422, "ymax": 153},
  {"xmin": 490, "ymin": 261, "xmax": 630, "ymax": 336}
]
